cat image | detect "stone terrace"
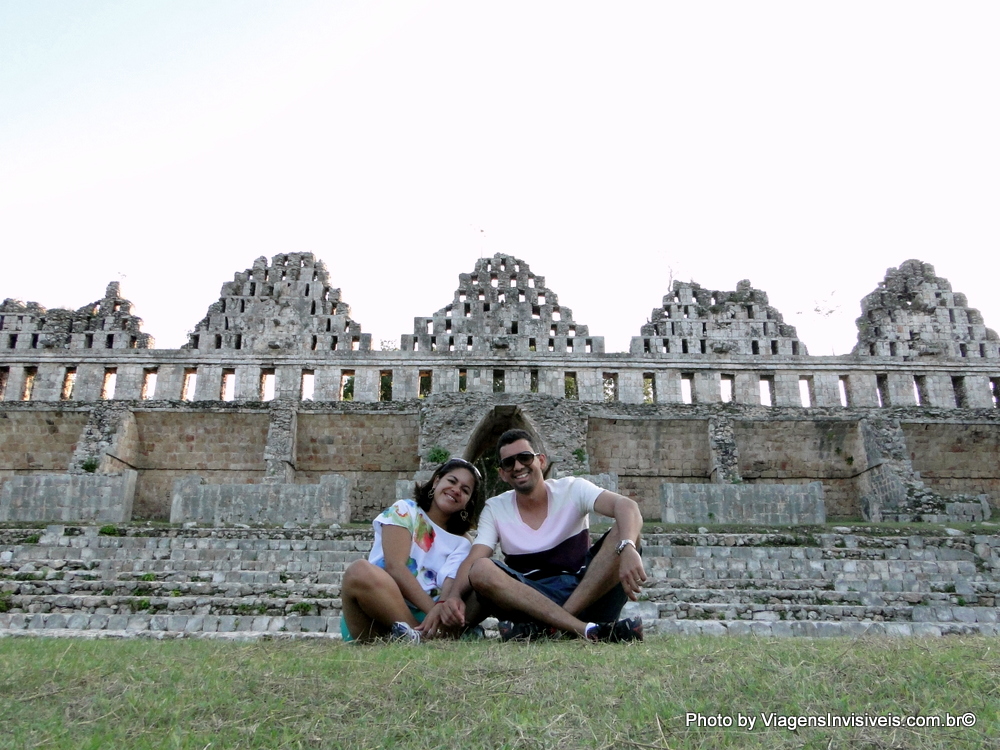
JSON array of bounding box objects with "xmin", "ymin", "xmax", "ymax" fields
[{"xmin": 2, "ymin": 524, "xmax": 999, "ymax": 640}]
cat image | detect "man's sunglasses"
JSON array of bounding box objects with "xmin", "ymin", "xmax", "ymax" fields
[{"xmin": 499, "ymin": 451, "xmax": 541, "ymax": 471}]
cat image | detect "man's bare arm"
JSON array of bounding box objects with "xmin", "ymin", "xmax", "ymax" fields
[{"xmin": 593, "ymin": 490, "xmax": 647, "ymax": 600}]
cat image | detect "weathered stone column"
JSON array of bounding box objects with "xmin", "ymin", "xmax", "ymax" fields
[
  {"xmin": 263, "ymin": 403, "xmax": 297, "ymax": 483},
  {"xmin": 707, "ymin": 416, "xmax": 741, "ymax": 484}
]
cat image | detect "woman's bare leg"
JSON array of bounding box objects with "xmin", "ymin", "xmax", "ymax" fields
[{"xmin": 340, "ymin": 560, "xmax": 420, "ymax": 642}]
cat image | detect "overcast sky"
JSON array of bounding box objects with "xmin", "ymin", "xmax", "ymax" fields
[{"xmin": 1, "ymin": 1, "xmax": 997, "ymax": 355}]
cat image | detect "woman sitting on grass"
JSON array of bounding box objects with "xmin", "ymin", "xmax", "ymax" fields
[{"xmin": 340, "ymin": 458, "xmax": 483, "ymax": 643}]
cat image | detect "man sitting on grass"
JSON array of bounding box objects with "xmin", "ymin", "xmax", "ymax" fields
[{"xmin": 436, "ymin": 429, "xmax": 646, "ymax": 642}]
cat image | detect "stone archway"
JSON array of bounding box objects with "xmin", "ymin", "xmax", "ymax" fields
[{"xmin": 464, "ymin": 405, "xmax": 548, "ymax": 499}]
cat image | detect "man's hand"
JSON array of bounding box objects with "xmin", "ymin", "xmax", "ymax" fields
[
  {"xmin": 619, "ymin": 545, "xmax": 647, "ymax": 601},
  {"xmin": 436, "ymin": 596, "xmax": 466, "ymax": 628}
]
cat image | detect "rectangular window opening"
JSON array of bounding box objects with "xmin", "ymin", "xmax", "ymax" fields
[
  {"xmin": 61, "ymin": 367, "xmax": 77, "ymax": 400},
  {"xmin": 585, "ymin": 339, "xmax": 592, "ymax": 353},
  {"xmin": 838, "ymin": 376, "xmax": 850, "ymax": 407},
  {"xmin": 876, "ymin": 374, "xmax": 889, "ymax": 407},
  {"xmin": 529, "ymin": 338, "xmax": 536, "ymax": 352},
  {"xmin": 18, "ymin": 366, "xmax": 36, "ymax": 400},
  {"xmin": 530, "ymin": 369, "xmax": 539, "ymax": 394},
  {"xmin": 681, "ymin": 373, "xmax": 694, "ymax": 404},
  {"xmin": 301, "ymin": 370, "xmax": 315, "ymax": 401},
  {"xmin": 720, "ymin": 374, "xmax": 734, "ymax": 403},
  {"xmin": 564, "ymin": 372, "xmax": 578, "ymax": 400},
  {"xmin": 221, "ymin": 369, "xmax": 236, "ymax": 401},
  {"xmin": 799, "ymin": 376, "xmax": 814, "ymax": 407},
  {"xmin": 0, "ymin": 367, "xmax": 8, "ymax": 401},
  {"xmin": 234, "ymin": 334, "xmax": 242, "ymax": 350},
  {"xmin": 379, "ymin": 370, "xmax": 393, "ymax": 402},
  {"xmin": 759, "ymin": 375, "xmax": 774, "ymax": 407},
  {"xmin": 751, "ymin": 340, "xmax": 759, "ymax": 355},
  {"xmin": 492, "ymin": 369, "xmax": 505, "ymax": 393},
  {"xmin": 952, "ymin": 376, "xmax": 967, "ymax": 408},
  {"xmin": 458, "ymin": 369, "xmax": 467, "ymax": 393},
  {"xmin": 141, "ymin": 368, "xmax": 158, "ymax": 400},
  {"xmin": 419, "ymin": 370, "xmax": 432, "ymax": 398},
  {"xmin": 340, "ymin": 370, "xmax": 355, "ymax": 401},
  {"xmin": 100, "ymin": 368, "xmax": 117, "ymax": 400},
  {"xmin": 105, "ymin": 334, "xmax": 115, "ymax": 349},
  {"xmin": 8, "ymin": 333, "xmax": 18, "ymax": 349},
  {"xmin": 643, "ymin": 373, "xmax": 656, "ymax": 404},
  {"xmin": 913, "ymin": 375, "xmax": 928, "ymax": 406},
  {"xmin": 602, "ymin": 373, "xmax": 619, "ymax": 402},
  {"xmin": 771, "ymin": 340, "xmax": 779, "ymax": 355},
  {"xmin": 990, "ymin": 377, "xmax": 1000, "ymax": 409},
  {"xmin": 214, "ymin": 334, "xmax": 222, "ymax": 350},
  {"xmin": 681, "ymin": 339, "xmax": 689, "ymax": 354},
  {"xmin": 259, "ymin": 368, "xmax": 275, "ymax": 402}
]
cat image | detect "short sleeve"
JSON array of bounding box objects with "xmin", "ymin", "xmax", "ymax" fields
[
  {"xmin": 471, "ymin": 500, "xmax": 499, "ymax": 551},
  {"xmin": 373, "ymin": 499, "xmax": 418, "ymax": 534},
  {"xmin": 438, "ymin": 537, "xmax": 472, "ymax": 584},
  {"xmin": 572, "ymin": 477, "xmax": 604, "ymax": 515}
]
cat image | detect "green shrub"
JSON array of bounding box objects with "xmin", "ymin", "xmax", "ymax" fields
[
  {"xmin": 20, "ymin": 534, "xmax": 40, "ymax": 545},
  {"xmin": 290, "ymin": 602, "xmax": 313, "ymax": 616},
  {"xmin": 133, "ymin": 598, "xmax": 151, "ymax": 611},
  {"xmin": 98, "ymin": 525, "xmax": 121, "ymax": 537},
  {"xmin": 81, "ymin": 458, "xmax": 100, "ymax": 473},
  {"xmin": 426, "ymin": 446, "xmax": 450, "ymax": 464},
  {"xmin": 139, "ymin": 573, "xmax": 156, "ymax": 582},
  {"xmin": 0, "ymin": 592, "xmax": 11, "ymax": 613}
]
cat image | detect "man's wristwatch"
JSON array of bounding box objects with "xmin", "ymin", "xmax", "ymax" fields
[{"xmin": 615, "ymin": 539, "xmax": 637, "ymax": 556}]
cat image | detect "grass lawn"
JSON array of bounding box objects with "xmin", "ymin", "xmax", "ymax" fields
[{"xmin": 1, "ymin": 635, "xmax": 997, "ymax": 749}]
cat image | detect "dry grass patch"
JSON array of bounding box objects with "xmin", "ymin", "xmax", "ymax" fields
[{"xmin": 0, "ymin": 636, "xmax": 997, "ymax": 749}]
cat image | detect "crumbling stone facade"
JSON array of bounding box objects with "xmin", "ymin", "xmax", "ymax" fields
[
  {"xmin": 185, "ymin": 253, "xmax": 371, "ymax": 355},
  {"xmin": 631, "ymin": 278, "xmax": 806, "ymax": 358},
  {"xmin": 854, "ymin": 259, "xmax": 998, "ymax": 361},
  {"xmin": 1, "ymin": 254, "xmax": 998, "ymax": 525}
]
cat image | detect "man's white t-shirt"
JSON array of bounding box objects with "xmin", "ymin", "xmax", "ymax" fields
[{"xmin": 473, "ymin": 477, "xmax": 604, "ymax": 578}]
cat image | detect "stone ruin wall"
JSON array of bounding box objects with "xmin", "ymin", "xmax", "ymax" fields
[{"xmin": 2, "ymin": 253, "xmax": 999, "ymax": 524}]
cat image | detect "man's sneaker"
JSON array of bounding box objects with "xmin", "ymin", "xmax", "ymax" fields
[
  {"xmin": 388, "ymin": 621, "xmax": 421, "ymax": 644},
  {"xmin": 460, "ymin": 624, "xmax": 486, "ymax": 641},
  {"xmin": 585, "ymin": 616, "xmax": 644, "ymax": 643},
  {"xmin": 498, "ymin": 620, "xmax": 554, "ymax": 642}
]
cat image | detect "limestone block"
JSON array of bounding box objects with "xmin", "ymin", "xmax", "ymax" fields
[
  {"xmin": 171, "ymin": 474, "xmax": 350, "ymax": 525},
  {"xmin": 0, "ymin": 471, "xmax": 136, "ymax": 523},
  {"xmin": 661, "ymin": 481, "xmax": 825, "ymax": 525}
]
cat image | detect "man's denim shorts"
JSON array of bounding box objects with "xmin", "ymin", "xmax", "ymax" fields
[{"xmin": 489, "ymin": 530, "xmax": 632, "ymax": 624}]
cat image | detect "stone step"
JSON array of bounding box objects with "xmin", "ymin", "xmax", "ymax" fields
[
  {"xmin": 8, "ymin": 537, "xmax": 995, "ymax": 560},
  {"xmin": 645, "ymin": 619, "xmax": 998, "ymax": 637},
  {"xmin": 0, "ymin": 611, "xmax": 341, "ymax": 635},
  {"xmin": 2, "ymin": 614, "xmax": 997, "ymax": 640},
  {"xmin": 3, "ymin": 579, "xmax": 344, "ymax": 599},
  {"xmin": 641, "ymin": 601, "xmax": 1000, "ymax": 624},
  {"xmin": 2, "ymin": 592, "xmax": 342, "ymax": 617},
  {"xmin": 637, "ymin": 586, "xmax": 990, "ymax": 606}
]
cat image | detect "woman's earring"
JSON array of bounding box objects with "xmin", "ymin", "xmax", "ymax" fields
[{"xmin": 459, "ymin": 509, "xmax": 469, "ymax": 521}]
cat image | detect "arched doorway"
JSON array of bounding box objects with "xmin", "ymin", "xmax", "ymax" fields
[{"xmin": 463, "ymin": 405, "xmax": 549, "ymax": 499}]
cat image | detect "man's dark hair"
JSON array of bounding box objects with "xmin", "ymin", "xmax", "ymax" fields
[{"xmin": 496, "ymin": 429, "xmax": 540, "ymax": 457}]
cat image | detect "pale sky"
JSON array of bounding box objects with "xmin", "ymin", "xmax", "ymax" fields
[{"xmin": 2, "ymin": 1, "xmax": 998, "ymax": 355}]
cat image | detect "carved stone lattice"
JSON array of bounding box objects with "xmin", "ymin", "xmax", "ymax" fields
[
  {"xmin": 853, "ymin": 260, "xmax": 999, "ymax": 360},
  {"xmin": 0, "ymin": 282, "xmax": 153, "ymax": 351},
  {"xmin": 401, "ymin": 253, "xmax": 604, "ymax": 355},
  {"xmin": 631, "ymin": 279, "xmax": 806, "ymax": 357},
  {"xmin": 185, "ymin": 253, "xmax": 371, "ymax": 353}
]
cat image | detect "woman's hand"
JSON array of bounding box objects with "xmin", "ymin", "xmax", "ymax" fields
[{"xmin": 415, "ymin": 602, "xmax": 448, "ymax": 640}]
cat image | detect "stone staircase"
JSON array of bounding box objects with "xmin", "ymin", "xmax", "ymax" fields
[{"xmin": 2, "ymin": 525, "xmax": 999, "ymax": 640}]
